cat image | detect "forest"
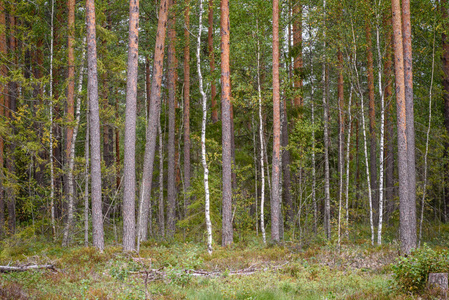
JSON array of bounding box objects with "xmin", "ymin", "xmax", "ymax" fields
[{"xmin": 1, "ymin": 0, "xmax": 449, "ymax": 298}]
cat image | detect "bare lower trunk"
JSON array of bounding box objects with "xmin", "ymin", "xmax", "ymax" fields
[
  {"xmin": 139, "ymin": 0, "xmax": 169, "ymax": 244},
  {"xmin": 271, "ymin": 0, "xmax": 281, "ymax": 243},
  {"xmin": 86, "ymin": 0, "xmax": 105, "ymax": 250},
  {"xmin": 84, "ymin": 102, "xmax": 90, "ymax": 247},
  {"xmin": 159, "ymin": 114, "xmax": 165, "ymax": 238},
  {"xmin": 257, "ymin": 27, "xmax": 266, "ymax": 244},
  {"xmin": 197, "ymin": 0, "xmax": 213, "ymax": 253},
  {"xmin": 345, "ymin": 85, "xmax": 353, "ymax": 237},
  {"xmin": 63, "ymin": 39, "xmax": 86, "ymax": 246},
  {"xmin": 183, "ymin": 0, "xmax": 191, "ymax": 218},
  {"xmin": 49, "ymin": 0, "xmax": 56, "ymax": 240},
  {"xmin": 419, "ymin": 33, "xmax": 435, "ymax": 246}
]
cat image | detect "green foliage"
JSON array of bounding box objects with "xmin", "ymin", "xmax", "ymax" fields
[{"xmin": 391, "ymin": 244, "xmax": 449, "ymax": 293}]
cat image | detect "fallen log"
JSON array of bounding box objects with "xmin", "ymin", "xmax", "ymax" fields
[{"xmin": 0, "ymin": 264, "xmax": 57, "ymax": 273}]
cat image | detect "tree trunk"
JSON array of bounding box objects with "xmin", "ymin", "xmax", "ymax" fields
[
  {"xmin": 256, "ymin": 26, "xmax": 266, "ymax": 244},
  {"xmin": 197, "ymin": 0, "xmax": 213, "ymax": 253},
  {"xmin": 123, "ymin": 0, "xmax": 139, "ymax": 252},
  {"xmin": 366, "ymin": 21, "xmax": 378, "ymax": 228},
  {"xmin": 85, "ymin": 101, "xmax": 90, "ymax": 247},
  {"xmin": 183, "ymin": 0, "xmax": 191, "ymax": 219},
  {"xmin": 158, "ymin": 113, "xmax": 165, "ymax": 238},
  {"xmin": 271, "ymin": 0, "xmax": 280, "ymax": 243},
  {"xmin": 209, "ymin": 0, "xmax": 218, "ymax": 123},
  {"xmin": 402, "ymin": 0, "xmax": 416, "ymax": 251},
  {"xmin": 86, "ymin": 0, "xmax": 105, "ymax": 250},
  {"xmin": 63, "ymin": 39, "xmax": 86, "ymax": 246},
  {"xmin": 322, "ymin": 0, "xmax": 330, "ymax": 240},
  {"xmin": 391, "ymin": 0, "xmax": 412, "ymax": 254},
  {"xmin": 167, "ymin": 0, "xmax": 177, "ymax": 238},
  {"xmin": 337, "ymin": 49, "xmax": 344, "ymax": 246},
  {"xmin": 221, "ymin": 0, "xmax": 233, "ymax": 246},
  {"xmin": 139, "ymin": 0, "xmax": 169, "ymax": 244},
  {"xmin": 0, "ymin": 0, "xmax": 6, "ymax": 238}
]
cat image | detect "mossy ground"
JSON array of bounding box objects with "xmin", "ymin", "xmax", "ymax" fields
[{"xmin": 0, "ymin": 233, "xmax": 424, "ymax": 300}]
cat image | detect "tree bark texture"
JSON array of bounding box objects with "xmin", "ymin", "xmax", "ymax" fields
[
  {"xmin": 139, "ymin": 0, "xmax": 169, "ymax": 242},
  {"xmin": 123, "ymin": 0, "xmax": 139, "ymax": 251},
  {"xmin": 402, "ymin": 0, "xmax": 417, "ymax": 250},
  {"xmin": 391, "ymin": 0, "xmax": 412, "ymax": 255},
  {"xmin": 271, "ymin": 0, "xmax": 281, "ymax": 243},
  {"xmin": 167, "ymin": 0, "xmax": 177, "ymax": 238},
  {"xmin": 86, "ymin": 0, "xmax": 105, "ymax": 250},
  {"xmin": 443, "ymin": 2, "xmax": 449, "ymax": 223},
  {"xmin": 365, "ymin": 21, "xmax": 378, "ymax": 227},
  {"xmin": 183, "ymin": 0, "xmax": 191, "ymax": 216},
  {"xmin": 0, "ymin": 1, "xmax": 6, "ymax": 237},
  {"xmin": 221, "ymin": 0, "xmax": 233, "ymax": 246}
]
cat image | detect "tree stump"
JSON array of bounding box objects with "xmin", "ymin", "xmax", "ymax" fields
[{"xmin": 428, "ymin": 273, "xmax": 448, "ymax": 299}]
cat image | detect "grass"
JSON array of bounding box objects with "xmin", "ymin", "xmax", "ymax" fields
[{"xmin": 0, "ymin": 232, "xmax": 435, "ymax": 299}]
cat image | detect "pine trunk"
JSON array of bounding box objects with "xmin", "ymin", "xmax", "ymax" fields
[
  {"xmin": 183, "ymin": 0, "xmax": 191, "ymax": 217},
  {"xmin": 86, "ymin": 0, "xmax": 105, "ymax": 250},
  {"xmin": 271, "ymin": 0, "xmax": 281, "ymax": 243},
  {"xmin": 167, "ymin": 0, "xmax": 177, "ymax": 238},
  {"xmin": 221, "ymin": 0, "xmax": 233, "ymax": 246}
]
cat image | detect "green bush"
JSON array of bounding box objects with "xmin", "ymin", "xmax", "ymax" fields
[{"xmin": 391, "ymin": 244, "xmax": 449, "ymax": 292}]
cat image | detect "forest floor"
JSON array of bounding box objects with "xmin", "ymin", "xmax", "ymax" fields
[{"xmin": 0, "ymin": 232, "xmax": 436, "ymax": 299}]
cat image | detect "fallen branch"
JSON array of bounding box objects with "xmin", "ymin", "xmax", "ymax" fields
[{"xmin": 0, "ymin": 264, "xmax": 57, "ymax": 273}]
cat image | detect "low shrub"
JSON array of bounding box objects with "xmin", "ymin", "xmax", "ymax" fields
[{"xmin": 391, "ymin": 244, "xmax": 449, "ymax": 292}]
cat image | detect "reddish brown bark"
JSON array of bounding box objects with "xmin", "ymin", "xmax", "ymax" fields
[
  {"xmin": 183, "ymin": 0, "xmax": 191, "ymax": 214},
  {"xmin": 221, "ymin": 0, "xmax": 233, "ymax": 246},
  {"xmin": 442, "ymin": 1, "xmax": 449, "ymax": 221},
  {"xmin": 0, "ymin": 1, "xmax": 6, "ymax": 237},
  {"xmin": 391, "ymin": 0, "xmax": 412, "ymax": 254},
  {"xmin": 271, "ymin": 0, "xmax": 280, "ymax": 242},
  {"xmin": 139, "ymin": 0, "xmax": 170, "ymax": 241},
  {"xmin": 402, "ymin": 0, "xmax": 416, "ymax": 249},
  {"xmin": 209, "ymin": 0, "xmax": 218, "ymax": 123},
  {"xmin": 365, "ymin": 21, "xmax": 378, "ymax": 226},
  {"xmin": 167, "ymin": 0, "xmax": 177, "ymax": 237}
]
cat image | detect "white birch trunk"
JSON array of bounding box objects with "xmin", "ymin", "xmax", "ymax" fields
[
  {"xmin": 196, "ymin": 0, "xmax": 212, "ymax": 254},
  {"xmin": 257, "ymin": 30, "xmax": 266, "ymax": 244},
  {"xmin": 419, "ymin": 32, "xmax": 435, "ymax": 246},
  {"xmin": 63, "ymin": 38, "xmax": 86, "ymax": 246},
  {"xmin": 351, "ymin": 21, "xmax": 374, "ymax": 245},
  {"xmin": 345, "ymin": 85, "xmax": 353, "ymax": 237},
  {"xmin": 376, "ymin": 19, "xmax": 385, "ymax": 245}
]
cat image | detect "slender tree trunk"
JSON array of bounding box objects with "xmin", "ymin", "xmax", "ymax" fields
[
  {"xmin": 345, "ymin": 85, "xmax": 354, "ymax": 237},
  {"xmin": 159, "ymin": 114, "xmax": 165, "ymax": 238},
  {"xmin": 376, "ymin": 16, "xmax": 385, "ymax": 245},
  {"xmin": 256, "ymin": 27, "xmax": 266, "ymax": 244},
  {"xmin": 86, "ymin": 0, "xmax": 105, "ymax": 250},
  {"xmin": 139, "ymin": 0, "xmax": 169, "ymax": 243},
  {"xmin": 209, "ymin": 0, "xmax": 218, "ymax": 123},
  {"xmin": 49, "ymin": 0, "xmax": 56, "ymax": 239},
  {"xmin": 384, "ymin": 15, "xmax": 394, "ymax": 223},
  {"xmin": 322, "ymin": 0, "xmax": 331, "ymax": 240},
  {"xmin": 183, "ymin": 0, "xmax": 191, "ymax": 219},
  {"xmin": 401, "ymin": 0, "xmax": 417, "ymax": 251},
  {"xmin": 442, "ymin": 0, "xmax": 449, "ymax": 224},
  {"xmin": 65, "ymin": 0, "xmax": 76, "ymax": 234},
  {"xmin": 337, "ymin": 49, "xmax": 344, "ymax": 247},
  {"xmin": 419, "ymin": 32, "xmax": 435, "ymax": 246},
  {"xmin": 391, "ymin": 0, "xmax": 412, "ymax": 254},
  {"xmin": 63, "ymin": 39, "xmax": 86, "ymax": 246},
  {"xmin": 85, "ymin": 101, "xmax": 90, "ymax": 247},
  {"xmin": 0, "ymin": 0, "xmax": 6, "ymax": 238},
  {"xmin": 123, "ymin": 0, "xmax": 139, "ymax": 252},
  {"xmin": 115, "ymin": 96, "xmax": 121, "ymax": 190},
  {"xmin": 271, "ymin": 0, "xmax": 281, "ymax": 243},
  {"xmin": 221, "ymin": 0, "xmax": 233, "ymax": 246},
  {"xmin": 167, "ymin": 0, "xmax": 177, "ymax": 238},
  {"xmin": 366, "ymin": 21, "xmax": 378, "ymax": 228},
  {"xmin": 351, "ymin": 20, "xmax": 374, "ymax": 245},
  {"xmin": 196, "ymin": 0, "xmax": 213, "ymax": 253}
]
